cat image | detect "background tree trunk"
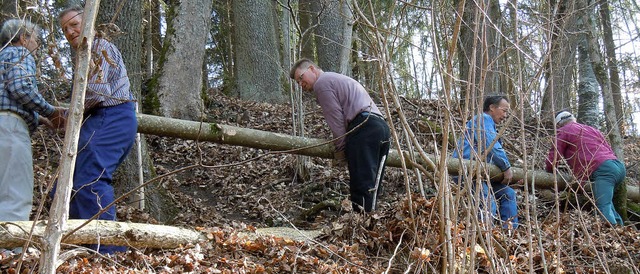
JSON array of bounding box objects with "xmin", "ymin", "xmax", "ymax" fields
[
  {"xmin": 298, "ymin": 0, "xmax": 316, "ymax": 59},
  {"xmin": 314, "ymin": 0, "xmax": 354, "ymax": 74},
  {"xmin": 232, "ymin": 0, "xmax": 284, "ymax": 103},
  {"xmin": 598, "ymin": 0, "xmax": 627, "ymax": 221},
  {"xmin": 156, "ymin": 0, "xmax": 209, "ymax": 120},
  {"xmin": 0, "ymin": 0, "xmax": 18, "ymax": 23},
  {"xmin": 577, "ymin": 36, "xmax": 600, "ymax": 127},
  {"xmin": 598, "ymin": 0, "xmax": 624, "ymax": 133},
  {"xmin": 540, "ymin": 0, "xmax": 579, "ymax": 116},
  {"xmin": 457, "ymin": 0, "xmax": 503, "ymax": 105},
  {"xmin": 581, "ymin": 0, "xmax": 626, "ymax": 220}
]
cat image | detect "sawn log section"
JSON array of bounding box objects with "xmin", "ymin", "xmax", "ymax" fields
[{"xmin": 136, "ymin": 113, "xmax": 639, "ymax": 202}]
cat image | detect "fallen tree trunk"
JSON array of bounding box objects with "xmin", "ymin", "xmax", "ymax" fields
[
  {"xmin": 0, "ymin": 220, "xmax": 206, "ymax": 249},
  {"xmin": 136, "ymin": 114, "xmax": 639, "ymax": 203}
]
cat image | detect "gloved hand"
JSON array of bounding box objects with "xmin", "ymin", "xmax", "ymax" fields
[{"xmin": 332, "ymin": 150, "xmax": 347, "ymax": 167}]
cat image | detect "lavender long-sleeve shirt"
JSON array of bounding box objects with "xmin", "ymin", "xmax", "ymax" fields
[
  {"xmin": 312, "ymin": 72, "xmax": 382, "ymax": 151},
  {"xmin": 545, "ymin": 121, "xmax": 618, "ymax": 181}
]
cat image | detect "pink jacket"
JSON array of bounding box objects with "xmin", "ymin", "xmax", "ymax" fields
[{"xmin": 546, "ymin": 121, "xmax": 618, "ymax": 181}]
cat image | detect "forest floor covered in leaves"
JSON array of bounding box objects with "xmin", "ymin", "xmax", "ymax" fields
[{"xmin": 3, "ymin": 92, "xmax": 640, "ymax": 273}]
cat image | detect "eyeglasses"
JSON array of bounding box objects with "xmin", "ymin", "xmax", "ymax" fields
[{"xmin": 296, "ymin": 66, "xmax": 311, "ymax": 84}]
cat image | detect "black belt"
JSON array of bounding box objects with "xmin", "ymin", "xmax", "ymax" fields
[{"xmin": 359, "ymin": 111, "xmax": 384, "ymax": 119}]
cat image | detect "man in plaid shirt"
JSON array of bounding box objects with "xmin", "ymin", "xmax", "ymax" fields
[{"xmin": 0, "ymin": 19, "xmax": 65, "ymax": 225}]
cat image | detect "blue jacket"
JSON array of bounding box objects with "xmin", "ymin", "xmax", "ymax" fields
[{"xmin": 452, "ymin": 113, "xmax": 511, "ymax": 171}]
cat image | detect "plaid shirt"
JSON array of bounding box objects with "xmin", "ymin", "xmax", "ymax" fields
[{"xmin": 0, "ymin": 46, "xmax": 54, "ymax": 132}]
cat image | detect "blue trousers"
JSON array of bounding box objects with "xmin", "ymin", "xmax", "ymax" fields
[
  {"xmin": 590, "ymin": 159, "xmax": 625, "ymax": 225},
  {"xmin": 62, "ymin": 102, "xmax": 136, "ymax": 253},
  {"xmin": 453, "ymin": 176, "xmax": 519, "ymax": 229},
  {"xmin": 345, "ymin": 112, "xmax": 391, "ymax": 212},
  {"xmin": 489, "ymin": 181, "xmax": 518, "ymax": 229}
]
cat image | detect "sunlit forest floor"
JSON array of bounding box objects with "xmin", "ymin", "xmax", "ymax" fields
[{"xmin": 3, "ymin": 92, "xmax": 639, "ymax": 273}]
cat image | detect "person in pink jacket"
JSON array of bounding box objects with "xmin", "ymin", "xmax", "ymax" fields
[{"xmin": 546, "ymin": 111, "xmax": 625, "ymax": 225}]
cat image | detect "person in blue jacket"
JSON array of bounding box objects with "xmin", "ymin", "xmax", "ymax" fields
[{"xmin": 452, "ymin": 95, "xmax": 518, "ymax": 229}]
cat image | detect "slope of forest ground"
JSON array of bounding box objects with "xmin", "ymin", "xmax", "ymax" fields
[{"xmin": 2, "ymin": 92, "xmax": 640, "ymax": 273}]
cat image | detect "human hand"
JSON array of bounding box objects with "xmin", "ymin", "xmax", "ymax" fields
[
  {"xmin": 332, "ymin": 151, "xmax": 347, "ymax": 167},
  {"xmin": 502, "ymin": 168, "xmax": 513, "ymax": 184},
  {"xmin": 39, "ymin": 116, "xmax": 54, "ymax": 129},
  {"xmin": 48, "ymin": 107, "xmax": 68, "ymax": 129}
]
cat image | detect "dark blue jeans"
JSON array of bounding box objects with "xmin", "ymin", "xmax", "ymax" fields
[
  {"xmin": 68, "ymin": 102, "xmax": 136, "ymax": 254},
  {"xmin": 345, "ymin": 112, "xmax": 391, "ymax": 212},
  {"xmin": 590, "ymin": 159, "xmax": 625, "ymax": 225}
]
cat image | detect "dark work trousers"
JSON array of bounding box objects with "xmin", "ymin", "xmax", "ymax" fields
[
  {"xmin": 52, "ymin": 102, "xmax": 137, "ymax": 254},
  {"xmin": 345, "ymin": 112, "xmax": 391, "ymax": 212}
]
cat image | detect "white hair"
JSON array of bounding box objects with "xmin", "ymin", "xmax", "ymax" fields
[
  {"xmin": 0, "ymin": 19, "xmax": 40, "ymax": 46},
  {"xmin": 555, "ymin": 111, "xmax": 575, "ymax": 127}
]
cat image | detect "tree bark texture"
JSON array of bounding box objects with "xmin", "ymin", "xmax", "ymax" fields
[
  {"xmin": 577, "ymin": 39, "xmax": 600, "ymax": 127},
  {"xmin": 1, "ymin": 220, "xmax": 206, "ymax": 249},
  {"xmin": 456, "ymin": 0, "xmax": 503, "ymax": 104},
  {"xmin": 540, "ymin": 0, "xmax": 580, "ymax": 116},
  {"xmin": 580, "ymin": 0, "xmax": 627, "ymax": 217},
  {"xmin": 135, "ymin": 113, "xmax": 640, "ymax": 203},
  {"xmin": 298, "ymin": 0, "xmax": 316, "ymax": 59},
  {"xmin": 314, "ymin": 0, "xmax": 354, "ymax": 75},
  {"xmin": 157, "ymin": 0, "xmax": 209, "ymax": 120},
  {"xmin": 598, "ymin": 0, "xmax": 624, "ymax": 133},
  {"xmin": 232, "ymin": 0, "xmax": 285, "ymax": 103},
  {"xmin": 0, "ymin": 0, "xmax": 17, "ymax": 23}
]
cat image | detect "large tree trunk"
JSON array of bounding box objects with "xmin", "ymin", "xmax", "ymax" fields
[
  {"xmin": 298, "ymin": 0, "xmax": 316, "ymax": 59},
  {"xmin": 456, "ymin": 0, "xmax": 503, "ymax": 105},
  {"xmin": 156, "ymin": 0, "xmax": 209, "ymax": 120},
  {"xmin": 540, "ymin": 0, "xmax": 580, "ymax": 117},
  {"xmin": 135, "ymin": 114, "xmax": 640, "ymax": 203},
  {"xmin": 577, "ymin": 38, "xmax": 600, "ymax": 127},
  {"xmin": 582, "ymin": 1, "xmax": 624, "ymax": 160},
  {"xmin": 598, "ymin": 0, "xmax": 624, "ymax": 133},
  {"xmin": 232, "ymin": 0, "xmax": 284, "ymax": 103},
  {"xmin": 314, "ymin": 0, "xmax": 354, "ymax": 74}
]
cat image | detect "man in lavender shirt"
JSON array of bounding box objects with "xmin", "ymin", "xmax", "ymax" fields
[
  {"xmin": 290, "ymin": 58, "xmax": 391, "ymax": 212},
  {"xmin": 546, "ymin": 111, "xmax": 626, "ymax": 225}
]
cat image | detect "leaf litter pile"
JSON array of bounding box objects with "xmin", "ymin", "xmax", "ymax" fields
[{"xmin": 2, "ymin": 92, "xmax": 640, "ymax": 273}]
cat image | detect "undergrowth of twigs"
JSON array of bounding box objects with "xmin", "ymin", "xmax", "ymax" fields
[{"xmin": 2, "ymin": 92, "xmax": 639, "ymax": 273}]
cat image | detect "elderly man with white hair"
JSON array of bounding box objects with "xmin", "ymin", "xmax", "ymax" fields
[{"xmin": 546, "ymin": 111, "xmax": 626, "ymax": 225}]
